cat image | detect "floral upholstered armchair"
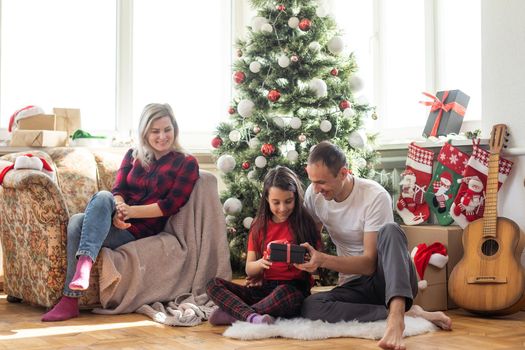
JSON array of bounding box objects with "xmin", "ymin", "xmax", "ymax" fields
[{"xmin": 0, "ymin": 147, "xmax": 125, "ymax": 308}]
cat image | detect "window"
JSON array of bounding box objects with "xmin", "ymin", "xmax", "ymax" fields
[
  {"xmin": 0, "ymin": 0, "xmax": 117, "ymax": 132},
  {"xmin": 0, "ymin": 0, "xmax": 232, "ymax": 150},
  {"xmin": 332, "ymin": 0, "xmax": 481, "ymax": 143}
]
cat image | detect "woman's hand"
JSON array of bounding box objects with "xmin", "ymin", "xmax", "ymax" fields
[
  {"xmin": 112, "ymin": 213, "xmax": 131, "ymax": 229},
  {"xmin": 294, "ymin": 242, "xmax": 323, "ymax": 273},
  {"xmin": 116, "ymin": 202, "xmax": 134, "ymax": 221}
]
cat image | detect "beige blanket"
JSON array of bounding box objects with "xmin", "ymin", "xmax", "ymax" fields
[{"xmin": 94, "ymin": 170, "xmax": 232, "ymax": 316}]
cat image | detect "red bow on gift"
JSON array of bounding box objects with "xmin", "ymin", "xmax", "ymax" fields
[{"xmin": 420, "ymin": 91, "xmax": 466, "ymax": 137}]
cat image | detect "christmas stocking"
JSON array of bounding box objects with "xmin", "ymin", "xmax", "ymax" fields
[
  {"xmin": 396, "ymin": 143, "xmax": 434, "ymax": 225},
  {"xmin": 450, "ymin": 142, "xmax": 513, "ymax": 228},
  {"xmin": 424, "ymin": 142, "xmax": 469, "ymax": 226},
  {"xmin": 410, "ymin": 242, "xmax": 448, "ymax": 290}
]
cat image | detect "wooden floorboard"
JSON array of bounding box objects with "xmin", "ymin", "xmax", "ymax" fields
[{"xmin": 0, "ymin": 293, "xmax": 524, "ymax": 349}]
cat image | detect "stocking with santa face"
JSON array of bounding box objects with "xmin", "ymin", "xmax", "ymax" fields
[
  {"xmin": 396, "ymin": 143, "xmax": 434, "ymax": 225},
  {"xmin": 450, "ymin": 142, "xmax": 513, "ymax": 228},
  {"xmin": 424, "ymin": 142, "xmax": 469, "ymax": 225}
]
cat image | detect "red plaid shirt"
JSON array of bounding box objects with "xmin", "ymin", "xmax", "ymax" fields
[{"xmin": 112, "ymin": 149, "xmax": 199, "ymax": 239}]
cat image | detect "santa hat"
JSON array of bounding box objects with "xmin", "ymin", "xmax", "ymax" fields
[
  {"xmin": 440, "ymin": 171, "xmax": 452, "ymax": 186},
  {"xmin": 411, "ymin": 242, "xmax": 449, "ymax": 290},
  {"xmin": 8, "ymin": 105, "xmax": 45, "ymax": 132},
  {"xmin": 0, "ymin": 153, "xmax": 55, "ymax": 185}
]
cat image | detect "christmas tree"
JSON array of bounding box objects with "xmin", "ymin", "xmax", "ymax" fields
[{"xmin": 212, "ymin": 0, "xmax": 385, "ymax": 278}]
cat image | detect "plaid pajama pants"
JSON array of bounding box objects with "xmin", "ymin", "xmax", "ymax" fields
[{"xmin": 206, "ymin": 277, "xmax": 310, "ymax": 321}]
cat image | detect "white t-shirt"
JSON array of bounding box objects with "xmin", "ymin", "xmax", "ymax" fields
[{"xmin": 304, "ymin": 175, "xmax": 394, "ymax": 285}]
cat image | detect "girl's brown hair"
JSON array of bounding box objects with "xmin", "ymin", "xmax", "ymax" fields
[{"xmin": 250, "ymin": 166, "xmax": 320, "ymax": 259}]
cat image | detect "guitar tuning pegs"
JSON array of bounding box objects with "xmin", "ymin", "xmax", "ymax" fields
[
  {"xmin": 506, "ymin": 132, "xmax": 510, "ymax": 137},
  {"xmin": 504, "ymin": 145, "xmax": 508, "ymax": 148},
  {"xmin": 505, "ymin": 138, "xmax": 509, "ymax": 143}
]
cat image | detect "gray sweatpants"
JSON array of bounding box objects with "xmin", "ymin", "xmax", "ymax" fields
[{"xmin": 301, "ymin": 223, "xmax": 418, "ymax": 322}]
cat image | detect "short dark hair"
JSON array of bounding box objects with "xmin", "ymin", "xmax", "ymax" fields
[{"xmin": 308, "ymin": 141, "xmax": 347, "ymax": 177}]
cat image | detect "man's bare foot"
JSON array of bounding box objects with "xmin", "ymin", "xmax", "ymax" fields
[
  {"xmin": 406, "ymin": 304, "xmax": 452, "ymax": 330},
  {"xmin": 378, "ymin": 297, "xmax": 406, "ymax": 350}
]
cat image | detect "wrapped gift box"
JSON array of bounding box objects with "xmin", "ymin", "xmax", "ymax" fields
[
  {"xmin": 10, "ymin": 130, "xmax": 68, "ymax": 147},
  {"xmin": 402, "ymin": 224, "xmax": 464, "ymax": 311},
  {"xmin": 269, "ymin": 243, "xmax": 306, "ymax": 264},
  {"xmin": 422, "ymin": 89, "xmax": 470, "ymax": 137}
]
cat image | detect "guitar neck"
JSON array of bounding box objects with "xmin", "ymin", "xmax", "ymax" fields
[{"xmin": 483, "ymin": 153, "xmax": 500, "ymax": 237}]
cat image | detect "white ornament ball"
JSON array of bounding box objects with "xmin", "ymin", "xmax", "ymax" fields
[
  {"xmin": 289, "ymin": 117, "xmax": 302, "ymax": 129},
  {"xmin": 249, "ymin": 61, "xmax": 262, "ymax": 73},
  {"xmin": 343, "ymin": 107, "xmax": 355, "ymax": 118},
  {"xmin": 316, "ymin": 6, "xmax": 329, "ymax": 17},
  {"xmin": 251, "ymin": 16, "xmax": 268, "ymax": 32},
  {"xmin": 298, "ymin": 134, "xmax": 307, "ymax": 143},
  {"xmin": 237, "ymin": 99, "xmax": 255, "ymax": 118},
  {"xmin": 320, "ymin": 120, "xmax": 332, "ymax": 132},
  {"xmin": 308, "ymin": 41, "xmax": 321, "ymax": 52},
  {"xmin": 288, "ymin": 16, "xmax": 299, "ymax": 29},
  {"xmin": 248, "ymin": 137, "xmax": 260, "ymax": 149},
  {"xmin": 327, "ymin": 36, "xmax": 344, "ymax": 55},
  {"xmin": 261, "ymin": 23, "xmax": 273, "ymax": 33},
  {"xmin": 354, "ymin": 157, "xmax": 367, "ymax": 170},
  {"xmin": 217, "ymin": 154, "xmax": 236, "ymax": 173},
  {"xmin": 348, "ymin": 130, "xmax": 367, "ymax": 149},
  {"xmin": 243, "ymin": 217, "xmax": 254, "ymax": 229},
  {"xmin": 247, "ymin": 170, "xmax": 257, "ymax": 180},
  {"xmin": 225, "ymin": 215, "xmax": 236, "ymax": 225},
  {"xmin": 349, "ymin": 75, "xmax": 364, "ymax": 92},
  {"xmin": 223, "ymin": 197, "xmax": 242, "ymax": 215},
  {"xmin": 228, "ymin": 129, "xmax": 241, "ymax": 142},
  {"xmin": 278, "ymin": 55, "xmax": 290, "ymax": 68},
  {"xmin": 255, "ymin": 156, "xmax": 267, "ymax": 168},
  {"xmin": 286, "ymin": 150, "xmax": 299, "ymax": 162},
  {"xmin": 273, "ymin": 116, "xmax": 285, "ymax": 128},
  {"xmin": 308, "ymin": 78, "xmax": 328, "ymax": 98}
]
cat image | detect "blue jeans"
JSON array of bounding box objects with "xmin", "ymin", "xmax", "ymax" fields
[{"xmin": 63, "ymin": 190, "xmax": 136, "ymax": 297}]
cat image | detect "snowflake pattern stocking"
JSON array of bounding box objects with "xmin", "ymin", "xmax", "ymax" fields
[
  {"xmin": 450, "ymin": 143, "xmax": 513, "ymax": 228},
  {"xmin": 396, "ymin": 143, "xmax": 434, "ymax": 225},
  {"xmin": 424, "ymin": 142, "xmax": 469, "ymax": 226}
]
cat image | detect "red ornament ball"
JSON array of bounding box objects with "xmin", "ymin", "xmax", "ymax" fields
[
  {"xmin": 261, "ymin": 143, "xmax": 276, "ymax": 156},
  {"xmin": 291, "ymin": 55, "xmax": 299, "ymax": 62},
  {"xmin": 228, "ymin": 106, "xmax": 235, "ymax": 115},
  {"xmin": 233, "ymin": 71, "xmax": 246, "ymax": 84},
  {"xmin": 299, "ymin": 18, "xmax": 311, "ymax": 31},
  {"xmin": 267, "ymin": 89, "xmax": 281, "ymax": 102},
  {"xmin": 330, "ymin": 68, "xmax": 339, "ymax": 76},
  {"xmin": 276, "ymin": 4, "xmax": 286, "ymax": 11},
  {"xmin": 242, "ymin": 161, "xmax": 250, "ymax": 170},
  {"xmin": 339, "ymin": 100, "xmax": 351, "ymax": 111},
  {"xmin": 211, "ymin": 136, "xmax": 223, "ymax": 149}
]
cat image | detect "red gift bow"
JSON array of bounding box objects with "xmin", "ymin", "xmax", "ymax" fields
[{"xmin": 420, "ymin": 91, "xmax": 466, "ymax": 137}]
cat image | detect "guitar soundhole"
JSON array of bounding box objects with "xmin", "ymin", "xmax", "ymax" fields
[{"xmin": 481, "ymin": 239, "xmax": 499, "ymax": 256}]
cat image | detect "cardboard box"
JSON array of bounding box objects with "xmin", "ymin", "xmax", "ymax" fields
[
  {"xmin": 53, "ymin": 108, "xmax": 81, "ymax": 140},
  {"xmin": 402, "ymin": 224, "xmax": 464, "ymax": 310},
  {"xmin": 10, "ymin": 130, "xmax": 68, "ymax": 147},
  {"xmin": 17, "ymin": 114, "xmax": 63, "ymax": 131},
  {"xmin": 422, "ymin": 89, "xmax": 470, "ymax": 137}
]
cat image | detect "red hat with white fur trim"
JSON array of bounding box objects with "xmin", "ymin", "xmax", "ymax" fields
[{"xmin": 8, "ymin": 105, "xmax": 45, "ymax": 132}]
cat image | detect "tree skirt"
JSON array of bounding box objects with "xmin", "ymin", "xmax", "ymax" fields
[{"xmin": 223, "ymin": 316, "xmax": 437, "ymax": 341}]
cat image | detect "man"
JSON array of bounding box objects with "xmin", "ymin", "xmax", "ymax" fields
[{"xmin": 296, "ymin": 141, "xmax": 451, "ymax": 350}]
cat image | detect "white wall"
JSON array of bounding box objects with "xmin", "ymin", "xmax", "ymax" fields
[{"xmin": 481, "ymin": 0, "xmax": 525, "ymax": 264}]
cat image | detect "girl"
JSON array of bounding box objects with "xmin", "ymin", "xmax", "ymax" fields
[
  {"xmin": 206, "ymin": 166, "xmax": 320, "ymax": 325},
  {"xmin": 42, "ymin": 103, "xmax": 199, "ymax": 322}
]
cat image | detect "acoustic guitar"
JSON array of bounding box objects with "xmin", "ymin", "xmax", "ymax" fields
[{"xmin": 448, "ymin": 124, "xmax": 525, "ymax": 315}]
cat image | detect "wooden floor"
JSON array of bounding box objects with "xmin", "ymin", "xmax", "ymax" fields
[{"xmin": 0, "ymin": 293, "xmax": 524, "ymax": 350}]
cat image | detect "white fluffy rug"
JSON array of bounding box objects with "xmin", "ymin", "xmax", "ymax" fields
[{"xmin": 223, "ymin": 316, "xmax": 437, "ymax": 341}]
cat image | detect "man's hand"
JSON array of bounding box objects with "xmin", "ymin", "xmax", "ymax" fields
[{"xmin": 294, "ymin": 242, "xmax": 324, "ymax": 273}]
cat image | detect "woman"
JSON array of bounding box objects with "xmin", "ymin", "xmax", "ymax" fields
[{"xmin": 42, "ymin": 103, "xmax": 199, "ymax": 321}]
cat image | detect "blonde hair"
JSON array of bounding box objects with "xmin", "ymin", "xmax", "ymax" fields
[{"xmin": 133, "ymin": 103, "xmax": 183, "ymax": 169}]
